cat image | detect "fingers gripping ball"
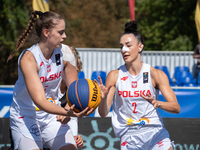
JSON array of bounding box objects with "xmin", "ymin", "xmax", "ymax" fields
[{"xmin": 67, "ymin": 78, "xmax": 101, "ymax": 113}]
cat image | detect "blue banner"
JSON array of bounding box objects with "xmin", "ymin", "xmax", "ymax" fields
[
  {"xmin": 158, "ymin": 88, "xmax": 200, "ymax": 118},
  {"xmin": 0, "ymin": 87, "xmax": 13, "ymax": 118},
  {"xmin": 0, "ymin": 86, "xmax": 200, "ymax": 118}
]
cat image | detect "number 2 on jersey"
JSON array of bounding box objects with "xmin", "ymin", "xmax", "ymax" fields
[{"xmin": 132, "ymin": 102, "xmax": 137, "ymax": 113}]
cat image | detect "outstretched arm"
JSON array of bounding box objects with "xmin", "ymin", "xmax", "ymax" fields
[
  {"xmin": 98, "ymin": 70, "xmax": 118, "ymax": 118},
  {"xmin": 141, "ymin": 67, "xmax": 180, "ymax": 114}
]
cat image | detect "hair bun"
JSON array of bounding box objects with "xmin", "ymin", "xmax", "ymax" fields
[{"xmin": 124, "ymin": 21, "xmax": 138, "ymax": 33}]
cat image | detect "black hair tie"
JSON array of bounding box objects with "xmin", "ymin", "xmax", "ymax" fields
[{"xmin": 37, "ymin": 11, "xmax": 43, "ymax": 17}]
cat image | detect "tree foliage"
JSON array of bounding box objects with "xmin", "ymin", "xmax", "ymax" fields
[
  {"xmin": 50, "ymin": 0, "xmax": 128, "ymax": 48},
  {"xmin": 0, "ymin": 0, "xmax": 30, "ymax": 84},
  {"xmin": 135, "ymin": 0, "xmax": 198, "ymax": 51},
  {"xmin": 0, "ymin": 0, "xmax": 198, "ymax": 84}
]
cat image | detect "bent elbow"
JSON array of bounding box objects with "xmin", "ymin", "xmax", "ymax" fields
[
  {"xmin": 174, "ymin": 105, "xmax": 181, "ymax": 114},
  {"xmin": 177, "ymin": 106, "xmax": 181, "ymax": 114},
  {"xmin": 99, "ymin": 112, "xmax": 107, "ymax": 118},
  {"xmin": 100, "ymin": 115, "xmax": 106, "ymax": 118},
  {"xmin": 98, "ymin": 110, "xmax": 108, "ymax": 118}
]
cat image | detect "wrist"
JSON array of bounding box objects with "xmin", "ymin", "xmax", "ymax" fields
[
  {"xmin": 157, "ymin": 101, "xmax": 162, "ymax": 109},
  {"xmin": 64, "ymin": 108, "xmax": 69, "ymax": 115}
]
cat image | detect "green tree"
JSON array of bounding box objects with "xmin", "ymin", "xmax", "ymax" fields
[
  {"xmin": 50, "ymin": 0, "xmax": 128, "ymax": 48},
  {"xmin": 135, "ymin": 0, "xmax": 198, "ymax": 51},
  {"xmin": 0, "ymin": 0, "xmax": 30, "ymax": 84},
  {"xmin": 0, "ymin": 0, "xmax": 129, "ymax": 84},
  {"xmin": 0, "ymin": 0, "xmax": 198, "ymax": 84}
]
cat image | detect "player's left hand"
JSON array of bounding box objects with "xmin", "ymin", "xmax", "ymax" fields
[
  {"xmin": 140, "ymin": 93, "xmax": 160, "ymax": 108},
  {"xmin": 94, "ymin": 76, "xmax": 113, "ymax": 99},
  {"xmin": 74, "ymin": 135, "xmax": 84, "ymax": 147},
  {"xmin": 56, "ymin": 115, "xmax": 71, "ymax": 124}
]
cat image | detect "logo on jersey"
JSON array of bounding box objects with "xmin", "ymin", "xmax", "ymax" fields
[
  {"xmin": 143, "ymin": 72, "xmax": 148, "ymax": 83},
  {"xmin": 18, "ymin": 116, "xmax": 24, "ymax": 119},
  {"xmin": 126, "ymin": 117, "xmax": 150, "ymax": 126},
  {"xmin": 55, "ymin": 54, "xmax": 61, "ymax": 66},
  {"xmin": 121, "ymin": 141, "xmax": 128, "ymax": 146},
  {"xmin": 44, "ymin": 85, "xmax": 49, "ymax": 92},
  {"xmin": 29, "ymin": 124, "xmax": 40, "ymax": 136},
  {"xmin": 40, "ymin": 71, "xmax": 62, "ymax": 83},
  {"xmin": 131, "ymin": 81, "xmax": 137, "ymax": 88},
  {"xmin": 40, "ymin": 62, "xmax": 44, "ymax": 67},
  {"xmin": 47, "ymin": 65, "xmax": 51, "ymax": 73},
  {"xmin": 121, "ymin": 76, "xmax": 128, "ymax": 81},
  {"xmin": 157, "ymin": 140, "xmax": 164, "ymax": 147},
  {"xmin": 118, "ymin": 90, "xmax": 151, "ymax": 97}
]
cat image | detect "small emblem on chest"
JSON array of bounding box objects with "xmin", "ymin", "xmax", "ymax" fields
[
  {"xmin": 40, "ymin": 62, "xmax": 44, "ymax": 67},
  {"xmin": 143, "ymin": 72, "xmax": 148, "ymax": 83},
  {"xmin": 55, "ymin": 54, "xmax": 61, "ymax": 66},
  {"xmin": 121, "ymin": 76, "xmax": 128, "ymax": 81},
  {"xmin": 131, "ymin": 81, "xmax": 137, "ymax": 88},
  {"xmin": 47, "ymin": 65, "xmax": 51, "ymax": 73}
]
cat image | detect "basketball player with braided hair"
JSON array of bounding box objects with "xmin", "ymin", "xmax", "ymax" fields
[
  {"xmin": 8, "ymin": 11, "xmax": 93, "ymax": 150},
  {"xmin": 98, "ymin": 21, "xmax": 180, "ymax": 150}
]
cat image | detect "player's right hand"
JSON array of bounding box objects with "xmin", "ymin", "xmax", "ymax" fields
[
  {"xmin": 75, "ymin": 107, "xmax": 94, "ymax": 118},
  {"xmin": 65, "ymin": 104, "xmax": 94, "ymax": 118}
]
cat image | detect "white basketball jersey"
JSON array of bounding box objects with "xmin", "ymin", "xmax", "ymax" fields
[
  {"xmin": 112, "ymin": 63, "xmax": 164, "ymax": 138},
  {"xmin": 10, "ymin": 43, "xmax": 63, "ymax": 119}
]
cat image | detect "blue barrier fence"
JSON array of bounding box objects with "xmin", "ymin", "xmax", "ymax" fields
[
  {"xmin": 159, "ymin": 88, "xmax": 200, "ymax": 118},
  {"xmin": 0, "ymin": 86, "xmax": 200, "ymax": 118}
]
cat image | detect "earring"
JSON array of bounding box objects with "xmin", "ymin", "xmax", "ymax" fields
[{"xmin": 140, "ymin": 44, "xmax": 144, "ymax": 52}]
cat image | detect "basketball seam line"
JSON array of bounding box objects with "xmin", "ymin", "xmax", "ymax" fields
[
  {"xmin": 88, "ymin": 79, "xmax": 91, "ymax": 109},
  {"xmin": 75, "ymin": 80, "xmax": 84, "ymax": 111}
]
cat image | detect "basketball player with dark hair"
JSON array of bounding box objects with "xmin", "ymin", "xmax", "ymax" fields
[{"xmin": 98, "ymin": 21, "xmax": 180, "ymax": 150}]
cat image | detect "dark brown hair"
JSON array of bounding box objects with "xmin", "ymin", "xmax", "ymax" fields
[
  {"xmin": 7, "ymin": 11, "xmax": 64, "ymax": 62},
  {"xmin": 122, "ymin": 21, "xmax": 144, "ymax": 45}
]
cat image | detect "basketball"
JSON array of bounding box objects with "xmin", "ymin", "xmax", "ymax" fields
[{"xmin": 66, "ymin": 78, "xmax": 101, "ymax": 113}]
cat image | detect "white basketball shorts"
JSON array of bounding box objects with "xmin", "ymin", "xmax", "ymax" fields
[
  {"xmin": 120, "ymin": 127, "xmax": 173, "ymax": 150},
  {"xmin": 10, "ymin": 115, "xmax": 76, "ymax": 150}
]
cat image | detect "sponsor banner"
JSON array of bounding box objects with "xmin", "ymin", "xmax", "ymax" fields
[
  {"xmin": 0, "ymin": 118, "xmax": 199, "ymax": 150},
  {"xmin": 77, "ymin": 118, "xmax": 120, "ymax": 150},
  {"xmin": 158, "ymin": 88, "xmax": 200, "ymax": 118},
  {"xmin": 0, "ymin": 118, "xmax": 11, "ymax": 150},
  {"xmin": 0, "ymin": 87, "xmax": 13, "ymax": 118},
  {"xmin": 0, "ymin": 87, "xmax": 200, "ymax": 118}
]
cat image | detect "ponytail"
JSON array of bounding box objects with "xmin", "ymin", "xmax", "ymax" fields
[{"xmin": 7, "ymin": 11, "xmax": 42, "ymax": 62}]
